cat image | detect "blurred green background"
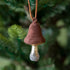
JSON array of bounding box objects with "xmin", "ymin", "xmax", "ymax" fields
[{"xmin": 0, "ymin": 0, "xmax": 70, "ymax": 70}]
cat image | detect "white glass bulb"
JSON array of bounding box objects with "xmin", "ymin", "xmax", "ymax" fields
[{"xmin": 29, "ymin": 45, "xmax": 39, "ymax": 61}]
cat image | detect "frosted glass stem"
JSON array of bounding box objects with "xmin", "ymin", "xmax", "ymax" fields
[{"xmin": 29, "ymin": 45, "xmax": 39, "ymax": 61}]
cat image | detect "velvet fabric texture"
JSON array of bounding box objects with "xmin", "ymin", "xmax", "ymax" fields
[{"xmin": 24, "ymin": 19, "xmax": 45, "ymax": 45}]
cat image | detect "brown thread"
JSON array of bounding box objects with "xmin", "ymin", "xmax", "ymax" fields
[{"xmin": 28, "ymin": 0, "xmax": 38, "ymax": 20}]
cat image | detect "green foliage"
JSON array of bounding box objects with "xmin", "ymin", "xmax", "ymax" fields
[
  {"xmin": 8, "ymin": 24, "xmax": 26, "ymax": 39},
  {"xmin": 0, "ymin": 34, "xmax": 15, "ymax": 48},
  {"xmin": 56, "ymin": 20, "xmax": 68, "ymax": 47},
  {"xmin": 38, "ymin": 64, "xmax": 55, "ymax": 70}
]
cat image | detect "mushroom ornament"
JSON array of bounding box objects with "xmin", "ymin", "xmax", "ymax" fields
[
  {"xmin": 24, "ymin": 18, "xmax": 45, "ymax": 61},
  {"xmin": 24, "ymin": 0, "xmax": 45, "ymax": 61}
]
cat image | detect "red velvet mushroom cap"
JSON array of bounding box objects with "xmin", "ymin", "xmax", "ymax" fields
[{"xmin": 24, "ymin": 19, "xmax": 45, "ymax": 45}]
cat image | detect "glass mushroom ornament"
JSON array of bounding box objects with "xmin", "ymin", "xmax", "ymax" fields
[{"xmin": 24, "ymin": 18, "xmax": 45, "ymax": 61}]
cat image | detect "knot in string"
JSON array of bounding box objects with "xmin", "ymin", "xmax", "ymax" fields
[
  {"xmin": 33, "ymin": 18, "xmax": 37, "ymax": 23},
  {"xmin": 28, "ymin": 0, "xmax": 38, "ymax": 21}
]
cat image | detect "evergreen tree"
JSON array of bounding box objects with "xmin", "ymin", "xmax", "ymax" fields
[{"xmin": 0, "ymin": 0, "xmax": 70, "ymax": 70}]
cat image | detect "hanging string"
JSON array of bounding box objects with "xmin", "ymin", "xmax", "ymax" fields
[
  {"xmin": 28, "ymin": 0, "xmax": 38, "ymax": 20},
  {"xmin": 35, "ymin": 0, "xmax": 38, "ymax": 19}
]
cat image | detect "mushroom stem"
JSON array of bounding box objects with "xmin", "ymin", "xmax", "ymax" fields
[{"xmin": 29, "ymin": 45, "xmax": 39, "ymax": 61}]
